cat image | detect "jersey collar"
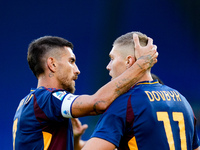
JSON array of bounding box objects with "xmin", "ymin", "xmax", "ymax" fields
[{"xmin": 136, "ymin": 80, "xmax": 159, "ymax": 86}]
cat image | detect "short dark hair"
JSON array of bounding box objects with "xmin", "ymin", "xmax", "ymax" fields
[{"xmin": 27, "ymin": 36, "xmax": 73, "ymax": 78}]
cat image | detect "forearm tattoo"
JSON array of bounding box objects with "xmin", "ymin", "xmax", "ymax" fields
[
  {"xmin": 115, "ymin": 78, "xmax": 127, "ymax": 95},
  {"xmin": 136, "ymin": 62, "xmax": 143, "ymax": 69},
  {"xmin": 93, "ymin": 100, "xmax": 106, "ymax": 115},
  {"xmin": 138, "ymin": 55, "xmax": 153, "ymax": 68},
  {"xmin": 115, "ymin": 77, "xmax": 137, "ymax": 96}
]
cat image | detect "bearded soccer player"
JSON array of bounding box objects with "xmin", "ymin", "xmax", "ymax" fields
[{"xmin": 13, "ymin": 34, "xmax": 158, "ymax": 150}]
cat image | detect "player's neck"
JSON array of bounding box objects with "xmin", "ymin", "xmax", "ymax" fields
[
  {"xmin": 37, "ymin": 73, "xmax": 60, "ymax": 89},
  {"xmin": 137, "ymin": 72, "xmax": 153, "ymax": 84}
]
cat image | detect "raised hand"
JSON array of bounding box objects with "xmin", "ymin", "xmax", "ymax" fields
[
  {"xmin": 133, "ymin": 33, "xmax": 158, "ymax": 69},
  {"xmin": 71, "ymin": 118, "xmax": 88, "ymax": 138},
  {"xmin": 71, "ymin": 118, "xmax": 88, "ymax": 150}
]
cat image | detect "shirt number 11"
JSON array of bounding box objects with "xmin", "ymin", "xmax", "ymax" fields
[{"xmin": 157, "ymin": 112, "xmax": 187, "ymax": 150}]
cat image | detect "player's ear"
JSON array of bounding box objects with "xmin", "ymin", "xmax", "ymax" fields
[
  {"xmin": 47, "ymin": 57, "xmax": 56, "ymax": 72},
  {"xmin": 126, "ymin": 55, "xmax": 136, "ymax": 68}
]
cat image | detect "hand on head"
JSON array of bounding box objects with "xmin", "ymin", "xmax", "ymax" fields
[{"xmin": 133, "ymin": 33, "xmax": 158, "ymax": 68}]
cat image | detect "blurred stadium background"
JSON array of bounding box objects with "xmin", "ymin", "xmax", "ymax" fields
[{"xmin": 0, "ymin": 0, "xmax": 199, "ymax": 149}]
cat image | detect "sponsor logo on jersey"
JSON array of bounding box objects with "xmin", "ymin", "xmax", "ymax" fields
[{"xmin": 53, "ymin": 91, "xmax": 67, "ymax": 101}]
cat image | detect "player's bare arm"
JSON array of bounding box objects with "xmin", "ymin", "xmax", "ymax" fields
[
  {"xmin": 82, "ymin": 137, "xmax": 115, "ymax": 150},
  {"xmin": 194, "ymin": 146, "xmax": 200, "ymax": 150},
  {"xmin": 71, "ymin": 34, "xmax": 158, "ymax": 118}
]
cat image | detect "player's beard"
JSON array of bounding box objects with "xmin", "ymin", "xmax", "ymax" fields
[
  {"xmin": 62, "ymin": 81, "xmax": 75, "ymax": 93},
  {"xmin": 58, "ymin": 75, "xmax": 76, "ymax": 93}
]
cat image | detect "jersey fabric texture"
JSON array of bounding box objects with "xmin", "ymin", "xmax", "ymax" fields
[
  {"xmin": 13, "ymin": 86, "xmax": 79, "ymax": 150},
  {"xmin": 91, "ymin": 80, "xmax": 200, "ymax": 150}
]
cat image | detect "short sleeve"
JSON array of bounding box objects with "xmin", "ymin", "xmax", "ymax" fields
[
  {"xmin": 91, "ymin": 97, "xmax": 127, "ymax": 147},
  {"xmin": 52, "ymin": 91, "xmax": 79, "ymax": 118},
  {"xmin": 35, "ymin": 89, "xmax": 79, "ymax": 122},
  {"xmin": 192, "ymin": 118, "xmax": 200, "ymax": 149}
]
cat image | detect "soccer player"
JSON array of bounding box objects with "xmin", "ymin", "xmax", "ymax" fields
[
  {"xmin": 82, "ymin": 32, "xmax": 200, "ymax": 150},
  {"xmin": 12, "ymin": 35, "xmax": 158, "ymax": 150}
]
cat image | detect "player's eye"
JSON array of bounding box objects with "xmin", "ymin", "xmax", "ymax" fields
[{"xmin": 69, "ymin": 58, "xmax": 75, "ymax": 64}]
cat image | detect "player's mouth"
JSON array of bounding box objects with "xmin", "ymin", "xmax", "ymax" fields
[
  {"xmin": 109, "ymin": 73, "xmax": 113, "ymax": 80},
  {"xmin": 72, "ymin": 76, "xmax": 78, "ymax": 83}
]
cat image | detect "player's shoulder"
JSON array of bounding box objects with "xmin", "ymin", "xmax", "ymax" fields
[
  {"xmin": 133, "ymin": 80, "xmax": 180, "ymax": 94},
  {"xmin": 34, "ymin": 86, "xmax": 66, "ymax": 94},
  {"xmin": 106, "ymin": 91, "xmax": 132, "ymax": 116},
  {"xmin": 161, "ymin": 84, "xmax": 186, "ymax": 98},
  {"xmin": 33, "ymin": 86, "xmax": 69, "ymax": 100}
]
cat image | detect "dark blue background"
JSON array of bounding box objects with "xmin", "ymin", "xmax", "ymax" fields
[{"xmin": 1, "ymin": 0, "xmax": 200, "ymax": 149}]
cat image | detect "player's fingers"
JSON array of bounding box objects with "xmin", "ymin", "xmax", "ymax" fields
[
  {"xmin": 133, "ymin": 33, "xmax": 140, "ymax": 49},
  {"xmin": 82, "ymin": 124, "xmax": 88, "ymax": 131},
  {"xmin": 150, "ymin": 45, "xmax": 157, "ymax": 56},
  {"xmin": 152, "ymin": 45, "xmax": 157, "ymax": 52},
  {"xmin": 79, "ymin": 124, "xmax": 88, "ymax": 135},
  {"xmin": 147, "ymin": 37, "xmax": 153, "ymax": 48},
  {"xmin": 145, "ymin": 44, "xmax": 157, "ymax": 57},
  {"xmin": 71, "ymin": 118, "xmax": 81, "ymax": 126},
  {"xmin": 152, "ymin": 52, "xmax": 159, "ymax": 64},
  {"xmin": 151, "ymin": 45, "xmax": 158, "ymax": 59}
]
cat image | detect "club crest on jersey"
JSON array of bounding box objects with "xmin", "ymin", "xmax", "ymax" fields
[{"xmin": 53, "ymin": 91, "xmax": 67, "ymax": 101}]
